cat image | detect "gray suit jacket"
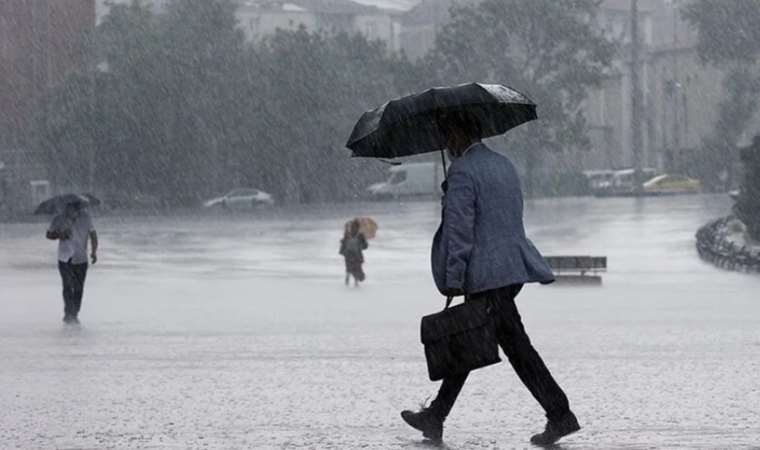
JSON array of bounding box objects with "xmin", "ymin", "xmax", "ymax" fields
[{"xmin": 432, "ymin": 143, "xmax": 554, "ymax": 295}]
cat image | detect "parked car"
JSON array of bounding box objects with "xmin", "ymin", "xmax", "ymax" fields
[
  {"xmin": 642, "ymin": 174, "xmax": 701, "ymax": 195},
  {"xmin": 583, "ymin": 170, "xmax": 615, "ymax": 196},
  {"xmin": 367, "ymin": 162, "xmax": 444, "ymax": 198},
  {"xmin": 203, "ymin": 188, "xmax": 274, "ymax": 210},
  {"xmin": 592, "ymin": 168, "xmax": 658, "ymax": 196}
]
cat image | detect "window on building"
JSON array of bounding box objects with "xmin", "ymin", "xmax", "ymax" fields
[{"xmin": 365, "ymin": 21, "xmax": 377, "ymax": 38}]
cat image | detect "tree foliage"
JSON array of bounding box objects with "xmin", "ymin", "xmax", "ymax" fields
[
  {"xmin": 682, "ymin": 0, "xmax": 760, "ymax": 65},
  {"xmin": 682, "ymin": 0, "xmax": 760, "ymax": 191},
  {"xmin": 420, "ymin": 0, "xmax": 616, "ymax": 194},
  {"xmin": 36, "ymin": 0, "xmax": 417, "ymax": 206},
  {"xmin": 249, "ymin": 28, "xmax": 417, "ymax": 203},
  {"xmin": 35, "ymin": 0, "xmax": 617, "ymax": 204}
]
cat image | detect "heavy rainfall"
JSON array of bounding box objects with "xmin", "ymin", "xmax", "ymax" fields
[{"xmin": 1, "ymin": 0, "xmax": 759, "ymax": 448}]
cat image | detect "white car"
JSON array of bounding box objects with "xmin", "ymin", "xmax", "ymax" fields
[
  {"xmin": 367, "ymin": 162, "xmax": 444, "ymax": 198},
  {"xmin": 642, "ymin": 174, "xmax": 701, "ymax": 195},
  {"xmin": 203, "ymin": 188, "xmax": 274, "ymax": 210}
]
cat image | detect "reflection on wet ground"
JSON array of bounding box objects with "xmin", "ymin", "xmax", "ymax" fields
[{"xmin": 1, "ymin": 195, "xmax": 759, "ymax": 448}]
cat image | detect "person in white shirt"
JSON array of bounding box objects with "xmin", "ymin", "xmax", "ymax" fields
[{"xmin": 46, "ymin": 201, "xmax": 98, "ymax": 324}]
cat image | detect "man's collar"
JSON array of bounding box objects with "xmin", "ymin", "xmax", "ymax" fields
[{"xmin": 462, "ymin": 141, "xmax": 481, "ymax": 156}]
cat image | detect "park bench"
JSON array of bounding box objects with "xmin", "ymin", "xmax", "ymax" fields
[{"xmin": 544, "ymin": 255, "xmax": 607, "ymax": 285}]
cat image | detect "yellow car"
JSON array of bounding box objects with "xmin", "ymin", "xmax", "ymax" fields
[{"xmin": 643, "ymin": 174, "xmax": 701, "ymax": 195}]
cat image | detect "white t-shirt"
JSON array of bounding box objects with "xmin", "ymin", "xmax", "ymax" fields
[{"xmin": 49, "ymin": 211, "xmax": 95, "ymax": 264}]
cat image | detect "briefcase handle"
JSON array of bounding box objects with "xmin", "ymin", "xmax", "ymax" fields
[{"xmin": 443, "ymin": 294, "xmax": 493, "ymax": 314}]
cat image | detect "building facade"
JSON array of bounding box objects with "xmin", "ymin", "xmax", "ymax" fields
[
  {"xmin": 0, "ymin": 0, "xmax": 95, "ymax": 215},
  {"xmin": 236, "ymin": 0, "xmax": 404, "ymax": 51},
  {"xmin": 95, "ymin": 0, "xmax": 168, "ymax": 24},
  {"xmin": 581, "ymin": 0, "xmax": 758, "ymax": 175}
]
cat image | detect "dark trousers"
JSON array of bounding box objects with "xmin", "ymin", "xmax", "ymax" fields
[
  {"xmin": 58, "ymin": 260, "xmax": 88, "ymax": 318},
  {"xmin": 429, "ymin": 285, "xmax": 571, "ymax": 423}
]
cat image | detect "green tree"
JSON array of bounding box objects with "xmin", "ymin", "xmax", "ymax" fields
[
  {"xmin": 421, "ymin": 0, "xmax": 615, "ymax": 195},
  {"xmin": 682, "ymin": 0, "xmax": 760, "ymax": 65},
  {"xmin": 37, "ymin": 71, "xmax": 96, "ymax": 192},
  {"xmin": 683, "ymin": 0, "xmax": 760, "ymax": 191},
  {"xmin": 35, "ymin": 0, "xmax": 421, "ymax": 205},
  {"xmin": 157, "ymin": 0, "xmax": 249, "ymax": 201},
  {"xmin": 249, "ymin": 28, "xmax": 418, "ymax": 203},
  {"xmin": 89, "ymin": 0, "xmax": 249, "ymax": 204},
  {"xmin": 94, "ymin": 0, "xmax": 164, "ymax": 198},
  {"xmin": 36, "ymin": 1, "xmax": 163, "ymax": 197}
]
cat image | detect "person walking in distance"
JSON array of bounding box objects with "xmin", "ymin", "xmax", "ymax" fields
[
  {"xmin": 46, "ymin": 201, "xmax": 98, "ymax": 324},
  {"xmin": 339, "ymin": 219, "xmax": 368, "ymax": 286}
]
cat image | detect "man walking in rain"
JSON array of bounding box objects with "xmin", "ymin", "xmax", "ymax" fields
[
  {"xmin": 46, "ymin": 201, "xmax": 98, "ymax": 324},
  {"xmin": 401, "ymin": 112, "xmax": 580, "ymax": 445}
]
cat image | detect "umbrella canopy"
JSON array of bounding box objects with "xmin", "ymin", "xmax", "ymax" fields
[
  {"xmin": 346, "ymin": 83, "xmax": 537, "ymax": 159},
  {"xmin": 34, "ymin": 193, "xmax": 100, "ymax": 215},
  {"xmin": 345, "ymin": 217, "xmax": 378, "ymax": 240}
]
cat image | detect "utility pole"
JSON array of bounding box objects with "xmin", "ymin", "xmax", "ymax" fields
[
  {"xmin": 89, "ymin": 56, "xmax": 96, "ymax": 194},
  {"xmin": 88, "ymin": 1, "xmax": 97, "ymax": 194},
  {"xmin": 670, "ymin": 4, "xmax": 681, "ymax": 174},
  {"xmin": 41, "ymin": 0, "xmax": 57, "ymax": 192},
  {"xmin": 630, "ymin": 0, "xmax": 644, "ymax": 194}
]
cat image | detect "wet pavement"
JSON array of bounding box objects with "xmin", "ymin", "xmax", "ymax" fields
[{"xmin": 1, "ymin": 195, "xmax": 759, "ymax": 448}]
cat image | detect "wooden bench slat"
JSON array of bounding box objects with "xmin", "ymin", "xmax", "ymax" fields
[{"xmin": 544, "ymin": 256, "xmax": 607, "ymax": 273}]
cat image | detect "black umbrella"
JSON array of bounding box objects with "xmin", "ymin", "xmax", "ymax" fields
[
  {"xmin": 34, "ymin": 193, "xmax": 100, "ymax": 215},
  {"xmin": 346, "ymin": 83, "xmax": 537, "ymax": 160}
]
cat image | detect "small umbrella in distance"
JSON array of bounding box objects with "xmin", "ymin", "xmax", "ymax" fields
[{"xmin": 345, "ymin": 217, "xmax": 378, "ymax": 240}]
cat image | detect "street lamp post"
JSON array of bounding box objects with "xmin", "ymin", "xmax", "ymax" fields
[
  {"xmin": 630, "ymin": 0, "xmax": 644, "ymax": 194},
  {"xmin": 89, "ymin": 63, "xmax": 96, "ymax": 194}
]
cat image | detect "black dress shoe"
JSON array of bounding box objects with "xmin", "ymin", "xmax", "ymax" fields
[
  {"xmin": 530, "ymin": 411, "xmax": 580, "ymax": 446},
  {"xmin": 401, "ymin": 408, "xmax": 443, "ymax": 443}
]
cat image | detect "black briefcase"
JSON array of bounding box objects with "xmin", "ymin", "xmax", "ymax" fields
[{"xmin": 420, "ymin": 297, "xmax": 501, "ymax": 381}]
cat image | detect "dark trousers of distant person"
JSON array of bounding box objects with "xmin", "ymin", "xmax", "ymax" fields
[
  {"xmin": 58, "ymin": 260, "xmax": 88, "ymax": 318},
  {"xmin": 427, "ymin": 284, "xmax": 571, "ymax": 423}
]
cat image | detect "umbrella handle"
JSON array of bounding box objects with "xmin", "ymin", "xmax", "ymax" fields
[{"xmin": 439, "ymin": 149, "xmax": 448, "ymax": 181}]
